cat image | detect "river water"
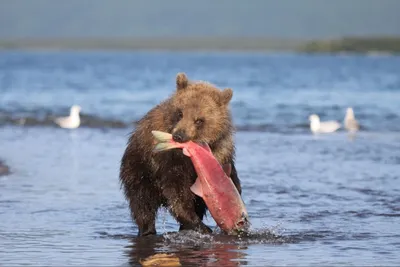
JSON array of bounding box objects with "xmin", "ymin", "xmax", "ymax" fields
[{"xmin": 1, "ymin": 51, "xmax": 399, "ymax": 266}]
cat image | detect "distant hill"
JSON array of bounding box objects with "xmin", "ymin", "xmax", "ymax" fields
[
  {"xmin": 0, "ymin": 37, "xmax": 303, "ymax": 51},
  {"xmin": 0, "ymin": 0, "xmax": 400, "ymax": 39}
]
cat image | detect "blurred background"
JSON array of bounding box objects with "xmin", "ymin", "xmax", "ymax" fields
[
  {"xmin": 1, "ymin": 0, "xmax": 400, "ymax": 50},
  {"xmin": 1, "ymin": 1, "xmax": 399, "ymax": 266}
]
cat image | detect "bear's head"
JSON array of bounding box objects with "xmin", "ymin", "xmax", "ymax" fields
[{"xmin": 168, "ymin": 72, "xmax": 234, "ymax": 146}]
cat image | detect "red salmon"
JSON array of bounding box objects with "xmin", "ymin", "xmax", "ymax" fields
[{"xmin": 151, "ymin": 130, "xmax": 250, "ymax": 235}]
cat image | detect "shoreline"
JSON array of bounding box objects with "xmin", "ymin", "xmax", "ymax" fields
[{"xmin": 0, "ymin": 36, "xmax": 399, "ymax": 54}]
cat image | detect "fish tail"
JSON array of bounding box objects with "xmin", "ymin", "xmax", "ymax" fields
[
  {"xmin": 151, "ymin": 130, "xmax": 182, "ymax": 153},
  {"xmin": 151, "ymin": 130, "xmax": 173, "ymax": 142},
  {"xmin": 153, "ymin": 142, "xmax": 182, "ymax": 152}
]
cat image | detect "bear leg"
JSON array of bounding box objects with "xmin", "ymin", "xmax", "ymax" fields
[
  {"xmin": 178, "ymin": 196, "xmax": 211, "ymax": 233},
  {"xmin": 128, "ymin": 184, "xmax": 160, "ymax": 237},
  {"xmin": 163, "ymin": 188, "xmax": 212, "ymax": 234},
  {"xmin": 132, "ymin": 199, "xmax": 159, "ymax": 236},
  {"xmin": 179, "ymin": 221, "xmax": 212, "ymax": 234}
]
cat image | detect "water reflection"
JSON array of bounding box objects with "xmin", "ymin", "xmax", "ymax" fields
[
  {"xmin": 184, "ymin": 243, "xmax": 248, "ymax": 266},
  {"xmin": 125, "ymin": 233, "xmax": 249, "ymax": 266}
]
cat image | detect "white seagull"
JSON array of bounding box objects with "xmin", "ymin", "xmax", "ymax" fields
[
  {"xmin": 54, "ymin": 105, "xmax": 82, "ymax": 129},
  {"xmin": 309, "ymin": 114, "xmax": 341, "ymax": 134},
  {"xmin": 344, "ymin": 107, "xmax": 360, "ymax": 132}
]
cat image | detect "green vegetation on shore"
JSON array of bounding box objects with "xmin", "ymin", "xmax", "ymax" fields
[
  {"xmin": 0, "ymin": 36, "xmax": 399, "ymax": 54},
  {"xmin": 299, "ymin": 36, "xmax": 400, "ymax": 54}
]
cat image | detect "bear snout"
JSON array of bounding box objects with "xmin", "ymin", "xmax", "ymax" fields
[{"xmin": 172, "ymin": 130, "xmax": 189, "ymax": 143}]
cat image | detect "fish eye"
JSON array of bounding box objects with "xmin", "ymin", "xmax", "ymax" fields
[{"xmin": 195, "ymin": 118, "xmax": 204, "ymax": 126}]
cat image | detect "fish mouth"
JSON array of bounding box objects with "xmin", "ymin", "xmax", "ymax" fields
[
  {"xmin": 231, "ymin": 212, "xmax": 250, "ymax": 235},
  {"xmin": 236, "ymin": 219, "xmax": 248, "ymax": 228}
]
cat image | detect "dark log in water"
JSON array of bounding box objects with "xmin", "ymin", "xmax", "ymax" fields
[{"xmin": 0, "ymin": 160, "xmax": 10, "ymax": 176}]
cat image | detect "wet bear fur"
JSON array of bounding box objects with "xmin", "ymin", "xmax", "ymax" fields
[{"xmin": 119, "ymin": 72, "xmax": 242, "ymax": 236}]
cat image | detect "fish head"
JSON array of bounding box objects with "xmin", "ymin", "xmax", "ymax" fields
[
  {"xmin": 237, "ymin": 211, "xmax": 250, "ymax": 228},
  {"xmin": 228, "ymin": 211, "xmax": 251, "ymax": 236}
]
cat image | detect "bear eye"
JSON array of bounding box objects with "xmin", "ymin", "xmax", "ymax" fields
[
  {"xmin": 176, "ymin": 109, "xmax": 183, "ymax": 120},
  {"xmin": 195, "ymin": 118, "xmax": 204, "ymax": 126}
]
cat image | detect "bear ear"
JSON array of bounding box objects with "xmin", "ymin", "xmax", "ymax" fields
[
  {"xmin": 176, "ymin": 72, "xmax": 189, "ymax": 91},
  {"xmin": 220, "ymin": 88, "xmax": 233, "ymax": 105}
]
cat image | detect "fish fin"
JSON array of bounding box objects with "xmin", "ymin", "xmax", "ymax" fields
[
  {"xmin": 222, "ymin": 163, "xmax": 232, "ymax": 177},
  {"xmin": 190, "ymin": 177, "xmax": 203, "ymax": 197},
  {"xmin": 151, "ymin": 131, "xmax": 173, "ymax": 142},
  {"xmin": 183, "ymin": 147, "xmax": 191, "ymax": 157},
  {"xmin": 198, "ymin": 142, "xmax": 212, "ymax": 153}
]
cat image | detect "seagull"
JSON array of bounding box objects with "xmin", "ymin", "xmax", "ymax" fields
[
  {"xmin": 309, "ymin": 114, "xmax": 341, "ymax": 134},
  {"xmin": 54, "ymin": 105, "xmax": 81, "ymax": 129},
  {"xmin": 344, "ymin": 107, "xmax": 360, "ymax": 132}
]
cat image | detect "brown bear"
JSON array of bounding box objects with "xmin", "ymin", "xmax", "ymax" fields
[{"xmin": 119, "ymin": 72, "xmax": 241, "ymax": 236}]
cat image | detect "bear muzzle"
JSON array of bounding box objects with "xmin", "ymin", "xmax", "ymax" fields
[{"xmin": 172, "ymin": 130, "xmax": 189, "ymax": 143}]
